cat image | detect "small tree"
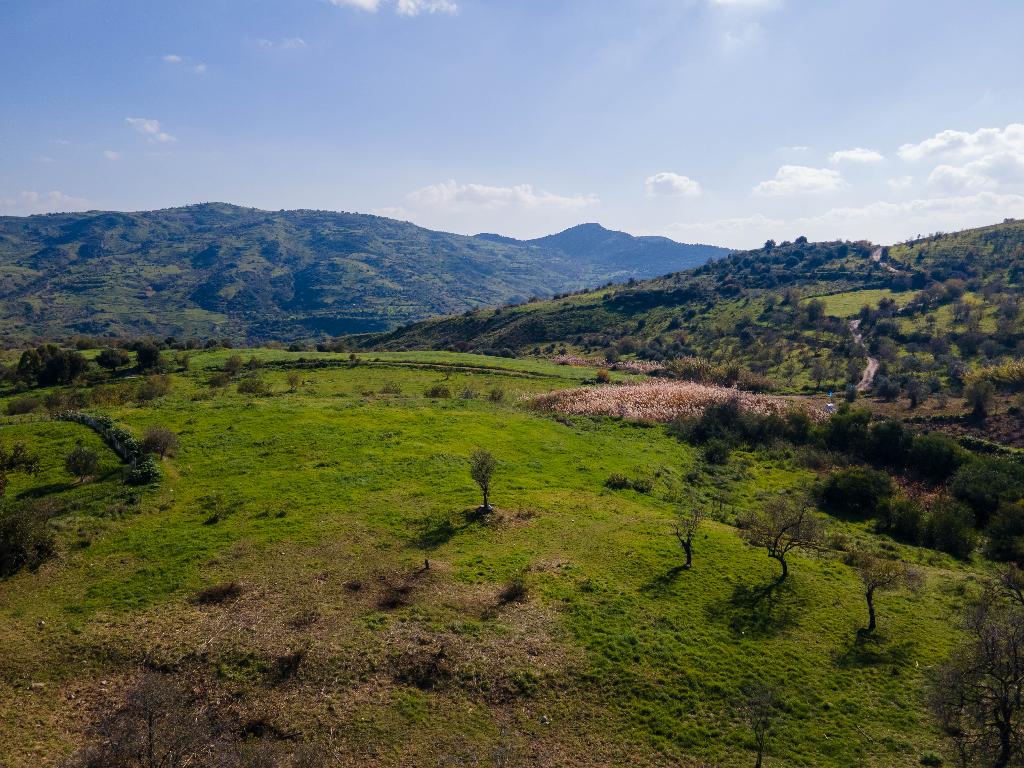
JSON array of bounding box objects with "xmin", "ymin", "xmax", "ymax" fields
[
  {"xmin": 740, "ymin": 683, "xmax": 780, "ymax": 768},
  {"xmin": 287, "ymin": 371, "xmax": 302, "ymax": 392},
  {"xmin": 964, "ymin": 378, "xmax": 996, "ymax": 421},
  {"xmin": 65, "ymin": 444, "xmax": 99, "ymax": 483},
  {"xmin": 223, "ymin": 355, "xmax": 243, "ymax": 376},
  {"xmin": 0, "ymin": 441, "xmax": 41, "ymax": 498},
  {"xmin": 739, "ymin": 495, "xmax": 825, "ymax": 583},
  {"xmin": 469, "ymin": 449, "xmax": 497, "ymax": 513},
  {"xmin": 849, "ymin": 549, "xmax": 922, "ymax": 633},
  {"xmin": 673, "ymin": 502, "xmax": 705, "ymax": 570},
  {"xmin": 930, "ymin": 591, "xmax": 1024, "ymax": 768},
  {"xmin": 140, "ymin": 426, "xmax": 180, "ymax": 459},
  {"xmin": 134, "ymin": 341, "xmax": 163, "ymax": 371},
  {"xmin": 96, "ymin": 348, "xmax": 130, "ymax": 371}
]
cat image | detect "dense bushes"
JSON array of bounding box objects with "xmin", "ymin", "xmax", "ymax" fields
[
  {"xmin": 15, "ymin": 344, "xmax": 88, "ymax": 387},
  {"xmin": 0, "ymin": 500, "xmax": 58, "ymax": 577},
  {"xmin": 818, "ymin": 468, "xmax": 894, "ymax": 519}
]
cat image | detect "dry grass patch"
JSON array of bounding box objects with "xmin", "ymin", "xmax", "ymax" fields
[{"xmin": 532, "ymin": 380, "xmax": 822, "ymax": 423}]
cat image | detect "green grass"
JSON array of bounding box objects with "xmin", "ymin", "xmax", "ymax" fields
[
  {"xmin": 810, "ymin": 289, "xmax": 914, "ymax": 318},
  {"xmin": 0, "ymin": 351, "xmax": 973, "ymax": 766}
]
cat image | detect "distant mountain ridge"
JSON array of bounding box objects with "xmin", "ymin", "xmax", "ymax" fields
[{"xmin": 0, "ymin": 203, "xmax": 731, "ymax": 343}]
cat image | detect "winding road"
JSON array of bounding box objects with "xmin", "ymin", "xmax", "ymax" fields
[{"xmin": 849, "ymin": 318, "xmax": 879, "ymax": 392}]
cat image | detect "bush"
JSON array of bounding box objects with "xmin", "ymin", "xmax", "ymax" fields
[
  {"xmin": 821, "ymin": 406, "xmax": 871, "ymax": 454},
  {"xmin": 950, "ymin": 457, "xmax": 1024, "ymax": 528},
  {"xmin": 237, "ymin": 375, "xmax": 271, "ymax": 396},
  {"xmin": 595, "ymin": 369, "xmax": 611, "ymax": 384},
  {"xmin": 0, "ymin": 502, "xmax": 57, "ymax": 577},
  {"xmin": 488, "ymin": 387, "xmax": 505, "ymax": 402},
  {"xmin": 65, "ymin": 444, "xmax": 99, "ymax": 482},
  {"xmin": 865, "ymin": 420, "xmax": 914, "ymax": 468},
  {"xmin": 923, "ymin": 498, "xmax": 977, "ymax": 559},
  {"xmin": 424, "ymin": 384, "xmax": 451, "ymax": 399},
  {"xmin": 140, "ymin": 426, "xmax": 179, "ymax": 459},
  {"xmin": 125, "ymin": 456, "xmax": 161, "ymax": 485},
  {"xmin": 703, "ymin": 438, "xmax": 731, "ymax": 464},
  {"xmin": 136, "ymin": 374, "xmax": 172, "ymax": 402},
  {"xmin": 908, "ymin": 433, "xmax": 968, "ymax": 483},
  {"xmin": 380, "ymin": 381, "xmax": 402, "ymax": 395},
  {"xmin": 133, "ymin": 341, "xmax": 163, "ymax": 371},
  {"xmin": 985, "ymin": 501, "xmax": 1024, "ymax": 562},
  {"xmin": 96, "ymin": 348, "xmax": 131, "ymax": 371},
  {"xmin": 878, "ymin": 496, "xmax": 925, "ymax": 544},
  {"xmin": 6, "ymin": 396, "xmax": 42, "ymax": 416},
  {"xmin": 818, "ymin": 467, "xmax": 894, "ymax": 519},
  {"xmin": 604, "ymin": 473, "xmax": 654, "ymax": 492}
]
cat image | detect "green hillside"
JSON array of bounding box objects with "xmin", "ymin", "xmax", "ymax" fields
[
  {"xmin": 369, "ymin": 221, "xmax": 1024, "ymax": 403},
  {"xmin": 0, "ymin": 204, "xmax": 729, "ymax": 345},
  {"xmin": 0, "ymin": 349, "xmax": 978, "ymax": 766}
]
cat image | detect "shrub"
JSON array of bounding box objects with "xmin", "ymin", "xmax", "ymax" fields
[
  {"xmin": 878, "ymin": 496, "xmax": 925, "ymax": 544},
  {"xmin": 950, "ymin": 457, "xmax": 1024, "ymax": 528},
  {"xmin": 821, "ymin": 406, "xmax": 871, "ymax": 454},
  {"xmin": 286, "ymin": 371, "xmax": 302, "ymax": 391},
  {"xmin": 985, "ymin": 501, "xmax": 1024, "ymax": 562},
  {"xmin": 380, "ymin": 381, "xmax": 402, "ymax": 395},
  {"xmin": 223, "ymin": 355, "xmax": 244, "ymax": 376},
  {"xmin": 818, "ymin": 467, "xmax": 894, "ymax": 519},
  {"xmin": 96, "ymin": 348, "xmax": 131, "ymax": 371},
  {"xmin": 488, "ymin": 387, "xmax": 505, "ymax": 403},
  {"xmin": 908, "ymin": 433, "xmax": 968, "ymax": 483},
  {"xmin": 865, "ymin": 420, "xmax": 914, "ymax": 468},
  {"xmin": 65, "ymin": 444, "xmax": 99, "ymax": 482},
  {"xmin": 595, "ymin": 369, "xmax": 611, "ymax": 384},
  {"xmin": 923, "ymin": 498, "xmax": 977, "ymax": 559},
  {"xmin": 208, "ymin": 372, "xmax": 231, "ymax": 389},
  {"xmin": 497, "ymin": 575, "xmax": 529, "ymax": 605},
  {"xmin": 604, "ymin": 473, "xmax": 654, "ymax": 492},
  {"xmin": 140, "ymin": 426, "xmax": 180, "ymax": 459},
  {"xmin": 136, "ymin": 374, "xmax": 172, "ymax": 402},
  {"xmin": 0, "ymin": 501, "xmax": 57, "ymax": 577},
  {"xmin": 125, "ymin": 456, "xmax": 161, "ymax": 485},
  {"xmin": 237, "ymin": 375, "xmax": 271, "ymax": 396},
  {"xmin": 703, "ymin": 438, "xmax": 731, "ymax": 464},
  {"xmin": 6, "ymin": 396, "xmax": 42, "ymax": 416},
  {"xmin": 424, "ymin": 384, "xmax": 451, "ymax": 399}
]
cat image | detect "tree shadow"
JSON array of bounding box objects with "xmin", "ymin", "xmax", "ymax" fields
[
  {"xmin": 412, "ymin": 512, "xmax": 474, "ymax": 550},
  {"xmin": 640, "ymin": 564, "xmax": 689, "ymax": 596},
  {"xmin": 704, "ymin": 578, "xmax": 798, "ymax": 638},
  {"xmin": 16, "ymin": 481, "xmax": 76, "ymax": 499},
  {"xmin": 833, "ymin": 631, "xmax": 919, "ymax": 668}
]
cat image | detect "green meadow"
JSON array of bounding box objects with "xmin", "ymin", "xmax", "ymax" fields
[{"xmin": 0, "ymin": 351, "xmax": 973, "ymax": 766}]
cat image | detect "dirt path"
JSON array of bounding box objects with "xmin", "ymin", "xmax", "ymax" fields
[
  {"xmin": 849, "ymin": 318, "xmax": 879, "ymax": 391},
  {"xmin": 870, "ymin": 246, "xmax": 901, "ymax": 274}
]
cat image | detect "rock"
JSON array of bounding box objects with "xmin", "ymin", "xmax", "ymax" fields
[{"xmin": 30, "ymin": 682, "xmax": 45, "ymax": 691}]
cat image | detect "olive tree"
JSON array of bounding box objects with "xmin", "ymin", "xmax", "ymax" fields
[
  {"xmin": 140, "ymin": 425, "xmax": 180, "ymax": 459},
  {"xmin": 0, "ymin": 441, "xmax": 40, "ymax": 498},
  {"xmin": 738, "ymin": 495, "xmax": 825, "ymax": 583},
  {"xmin": 65, "ymin": 444, "xmax": 99, "ymax": 483},
  {"xmin": 673, "ymin": 501, "xmax": 705, "ymax": 570},
  {"xmin": 469, "ymin": 449, "xmax": 497, "ymax": 513},
  {"xmin": 930, "ymin": 591, "xmax": 1024, "ymax": 768},
  {"xmin": 849, "ymin": 549, "xmax": 922, "ymax": 633}
]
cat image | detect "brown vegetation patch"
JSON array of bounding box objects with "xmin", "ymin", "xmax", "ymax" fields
[{"xmin": 531, "ymin": 380, "xmax": 823, "ymax": 423}]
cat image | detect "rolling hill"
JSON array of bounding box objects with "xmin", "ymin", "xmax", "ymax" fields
[{"xmin": 0, "ymin": 204, "xmax": 730, "ymax": 344}]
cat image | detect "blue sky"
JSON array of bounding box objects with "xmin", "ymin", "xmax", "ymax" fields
[{"xmin": 3, "ymin": 0, "xmax": 1024, "ymax": 247}]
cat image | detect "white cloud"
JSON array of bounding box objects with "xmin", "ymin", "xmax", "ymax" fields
[
  {"xmin": 409, "ymin": 180, "xmax": 597, "ymax": 211},
  {"xmin": 397, "ymin": 0, "xmax": 457, "ymax": 14},
  {"xmin": 254, "ymin": 37, "xmax": 307, "ymax": 49},
  {"xmin": 926, "ymin": 151, "xmax": 1024, "ymax": 194},
  {"xmin": 102, "ymin": 150, "xmax": 121, "ymax": 161},
  {"xmin": 753, "ymin": 165, "xmax": 845, "ymax": 196},
  {"xmin": 327, "ymin": 0, "xmax": 382, "ymax": 9},
  {"xmin": 162, "ymin": 54, "xmax": 206, "ymax": 74},
  {"xmin": 162, "ymin": 54, "xmax": 183, "ymax": 63},
  {"xmin": 722, "ymin": 22, "xmax": 763, "ymax": 52},
  {"xmin": 326, "ymin": 0, "xmax": 457, "ymax": 15},
  {"xmin": 898, "ymin": 123, "xmax": 1024, "ymax": 162},
  {"xmin": 645, "ymin": 172, "xmax": 702, "ymax": 198},
  {"xmin": 829, "ymin": 147, "xmax": 884, "ymax": 164},
  {"xmin": 666, "ymin": 191, "xmax": 1024, "ymax": 249},
  {"xmin": 126, "ymin": 117, "xmax": 176, "ymax": 143},
  {"xmin": 887, "ymin": 176, "xmax": 914, "ymax": 190},
  {"xmin": 38, "ymin": 156, "xmax": 56, "ymax": 164},
  {"xmin": 709, "ymin": 0, "xmax": 780, "ymax": 8},
  {"xmin": 780, "ymin": 145, "xmax": 809, "ymax": 152},
  {"xmin": 0, "ymin": 190, "xmax": 89, "ymax": 216},
  {"xmin": 193, "ymin": 63, "xmax": 207, "ymax": 74}
]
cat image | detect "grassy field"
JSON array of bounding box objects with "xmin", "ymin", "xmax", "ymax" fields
[
  {"xmin": 810, "ymin": 289, "xmax": 915, "ymax": 318},
  {"xmin": 0, "ymin": 351, "xmax": 975, "ymax": 766}
]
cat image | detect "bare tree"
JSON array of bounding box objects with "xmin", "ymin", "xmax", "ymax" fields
[
  {"xmin": 930, "ymin": 591, "xmax": 1024, "ymax": 768},
  {"xmin": 469, "ymin": 449, "xmax": 497, "ymax": 513},
  {"xmin": 849, "ymin": 549, "xmax": 922, "ymax": 633},
  {"xmin": 673, "ymin": 501, "xmax": 705, "ymax": 570},
  {"xmin": 999, "ymin": 564, "xmax": 1024, "ymax": 610},
  {"xmin": 287, "ymin": 371, "xmax": 302, "ymax": 392},
  {"xmin": 738, "ymin": 495, "xmax": 825, "ymax": 583},
  {"xmin": 740, "ymin": 683, "xmax": 780, "ymax": 768}
]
